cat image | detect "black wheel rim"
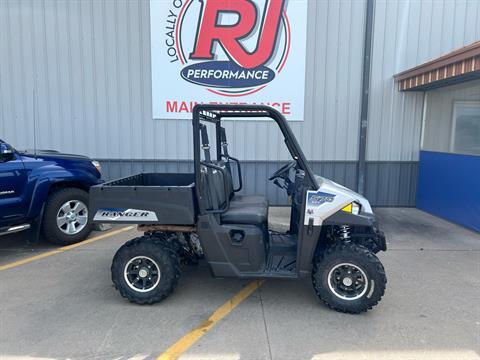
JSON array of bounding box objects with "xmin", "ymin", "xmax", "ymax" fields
[
  {"xmin": 124, "ymin": 256, "xmax": 161, "ymax": 292},
  {"xmin": 327, "ymin": 262, "xmax": 368, "ymax": 300}
]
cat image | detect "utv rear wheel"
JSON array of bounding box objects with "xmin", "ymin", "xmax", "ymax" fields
[
  {"xmin": 42, "ymin": 188, "xmax": 92, "ymax": 245},
  {"xmin": 111, "ymin": 236, "xmax": 181, "ymax": 304},
  {"xmin": 312, "ymin": 243, "xmax": 386, "ymax": 314}
]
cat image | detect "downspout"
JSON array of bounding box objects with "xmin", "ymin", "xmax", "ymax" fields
[{"xmin": 357, "ymin": 0, "xmax": 375, "ymax": 195}]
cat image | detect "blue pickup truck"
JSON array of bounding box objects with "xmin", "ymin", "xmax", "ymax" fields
[{"xmin": 0, "ymin": 139, "xmax": 102, "ymax": 244}]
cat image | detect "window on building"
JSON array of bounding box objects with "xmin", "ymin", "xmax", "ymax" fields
[{"xmin": 451, "ymin": 101, "xmax": 480, "ymax": 156}]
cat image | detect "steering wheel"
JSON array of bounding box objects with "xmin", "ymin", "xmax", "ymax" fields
[{"xmin": 268, "ymin": 161, "xmax": 296, "ymax": 181}]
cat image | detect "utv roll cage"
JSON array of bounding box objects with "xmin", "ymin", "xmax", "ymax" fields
[{"xmin": 192, "ymin": 104, "xmax": 318, "ymax": 214}]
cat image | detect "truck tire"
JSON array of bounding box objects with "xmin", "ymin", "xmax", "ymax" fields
[
  {"xmin": 111, "ymin": 236, "xmax": 181, "ymax": 304},
  {"xmin": 312, "ymin": 242, "xmax": 386, "ymax": 314},
  {"xmin": 42, "ymin": 188, "xmax": 93, "ymax": 245}
]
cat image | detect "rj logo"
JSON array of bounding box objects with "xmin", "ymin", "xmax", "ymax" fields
[{"xmin": 190, "ymin": 0, "xmax": 286, "ymax": 69}]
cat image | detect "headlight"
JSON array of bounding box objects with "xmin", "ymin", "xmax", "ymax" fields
[
  {"xmin": 341, "ymin": 202, "xmax": 361, "ymax": 215},
  {"xmin": 91, "ymin": 160, "xmax": 102, "ymax": 174}
]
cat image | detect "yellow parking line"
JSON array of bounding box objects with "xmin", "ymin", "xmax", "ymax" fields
[
  {"xmin": 0, "ymin": 226, "xmax": 135, "ymax": 271},
  {"xmin": 157, "ymin": 280, "xmax": 264, "ymax": 360}
]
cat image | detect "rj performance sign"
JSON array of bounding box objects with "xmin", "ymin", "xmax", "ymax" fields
[{"xmin": 150, "ymin": 0, "xmax": 308, "ymax": 120}]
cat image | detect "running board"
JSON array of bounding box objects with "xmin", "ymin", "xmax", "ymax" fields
[{"xmin": 0, "ymin": 224, "xmax": 31, "ymax": 237}]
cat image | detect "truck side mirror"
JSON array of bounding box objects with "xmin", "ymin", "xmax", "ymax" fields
[{"xmin": 0, "ymin": 143, "xmax": 15, "ymax": 162}]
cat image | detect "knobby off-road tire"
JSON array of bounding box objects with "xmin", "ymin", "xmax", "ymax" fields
[
  {"xmin": 312, "ymin": 242, "xmax": 386, "ymax": 314},
  {"xmin": 111, "ymin": 236, "xmax": 181, "ymax": 304},
  {"xmin": 42, "ymin": 188, "xmax": 93, "ymax": 245}
]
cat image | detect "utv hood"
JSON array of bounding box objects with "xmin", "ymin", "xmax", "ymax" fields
[{"xmin": 314, "ymin": 175, "xmax": 373, "ymax": 214}]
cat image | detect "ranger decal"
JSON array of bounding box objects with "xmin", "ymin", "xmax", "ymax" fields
[{"xmin": 93, "ymin": 208, "xmax": 158, "ymax": 222}]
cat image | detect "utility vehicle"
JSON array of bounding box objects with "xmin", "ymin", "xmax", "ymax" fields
[{"xmin": 90, "ymin": 105, "xmax": 387, "ymax": 313}]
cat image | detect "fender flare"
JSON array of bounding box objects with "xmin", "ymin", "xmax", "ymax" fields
[{"xmin": 26, "ymin": 168, "xmax": 99, "ymax": 219}]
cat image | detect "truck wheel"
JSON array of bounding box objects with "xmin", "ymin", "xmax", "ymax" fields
[
  {"xmin": 42, "ymin": 188, "xmax": 92, "ymax": 245},
  {"xmin": 312, "ymin": 243, "xmax": 386, "ymax": 314},
  {"xmin": 111, "ymin": 236, "xmax": 181, "ymax": 304}
]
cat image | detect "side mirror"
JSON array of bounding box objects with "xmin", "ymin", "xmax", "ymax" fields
[{"xmin": 0, "ymin": 143, "xmax": 15, "ymax": 162}]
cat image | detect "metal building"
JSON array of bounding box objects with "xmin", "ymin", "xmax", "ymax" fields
[{"xmin": 0, "ymin": 0, "xmax": 479, "ymax": 207}]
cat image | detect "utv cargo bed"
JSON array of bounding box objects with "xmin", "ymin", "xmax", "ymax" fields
[{"xmin": 89, "ymin": 173, "xmax": 196, "ymax": 225}]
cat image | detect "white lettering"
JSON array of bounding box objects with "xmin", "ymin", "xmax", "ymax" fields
[{"xmin": 184, "ymin": 68, "xmax": 272, "ymax": 81}]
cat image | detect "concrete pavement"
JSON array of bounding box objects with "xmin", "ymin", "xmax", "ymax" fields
[{"xmin": 0, "ymin": 208, "xmax": 479, "ymax": 360}]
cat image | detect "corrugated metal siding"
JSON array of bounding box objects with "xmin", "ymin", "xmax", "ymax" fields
[
  {"xmin": 0, "ymin": 0, "xmax": 366, "ymax": 161},
  {"xmin": 0, "ymin": 0, "xmax": 477, "ymax": 206},
  {"xmin": 299, "ymin": 0, "xmax": 365, "ymax": 161},
  {"xmin": 2, "ymin": 0, "xmax": 477, "ymax": 162},
  {"xmin": 364, "ymin": 161, "xmax": 418, "ymax": 206},
  {"xmin": 367, "ymin": 0, "xmax": 480, "ymax": 161},
  {"xmin": 0, "ymin": 0, "xmax": 154, "ymax": 160}
]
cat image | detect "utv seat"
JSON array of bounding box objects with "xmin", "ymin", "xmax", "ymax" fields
[
  {"xmin": 215, "ymin": 160, "xmax": 269, "ymax": 208},
  {"xmin": 202, "ymin": 166, "xmax": 268, "ymax": 225}
]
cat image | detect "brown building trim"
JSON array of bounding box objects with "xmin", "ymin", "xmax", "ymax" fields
[{"xmin": 395, "ymin": 41, "xmax": 480, "ymax": 91}]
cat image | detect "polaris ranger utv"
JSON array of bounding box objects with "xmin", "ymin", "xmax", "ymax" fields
[{"xmin": 90, "ymin": 105, "xmax": 387, "ymax": 313}]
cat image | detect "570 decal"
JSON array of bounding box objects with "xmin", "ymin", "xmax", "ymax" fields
[{"xmin": 164, "ymin": 0, "xmax": 290, "ymax": 96}]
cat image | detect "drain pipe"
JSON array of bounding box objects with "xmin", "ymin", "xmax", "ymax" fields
[{"xmin": 357, "ymin": 0, "xmax": 375, "ymax": 195}]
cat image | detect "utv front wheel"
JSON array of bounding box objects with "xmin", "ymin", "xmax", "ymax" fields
[
  {"xmin": 312, "ymin": 243, "xmax": 386, "ymax": 314},
  {"xmin": 111, "ymin": 236, "xmax": 181, "ymax": 304}
]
